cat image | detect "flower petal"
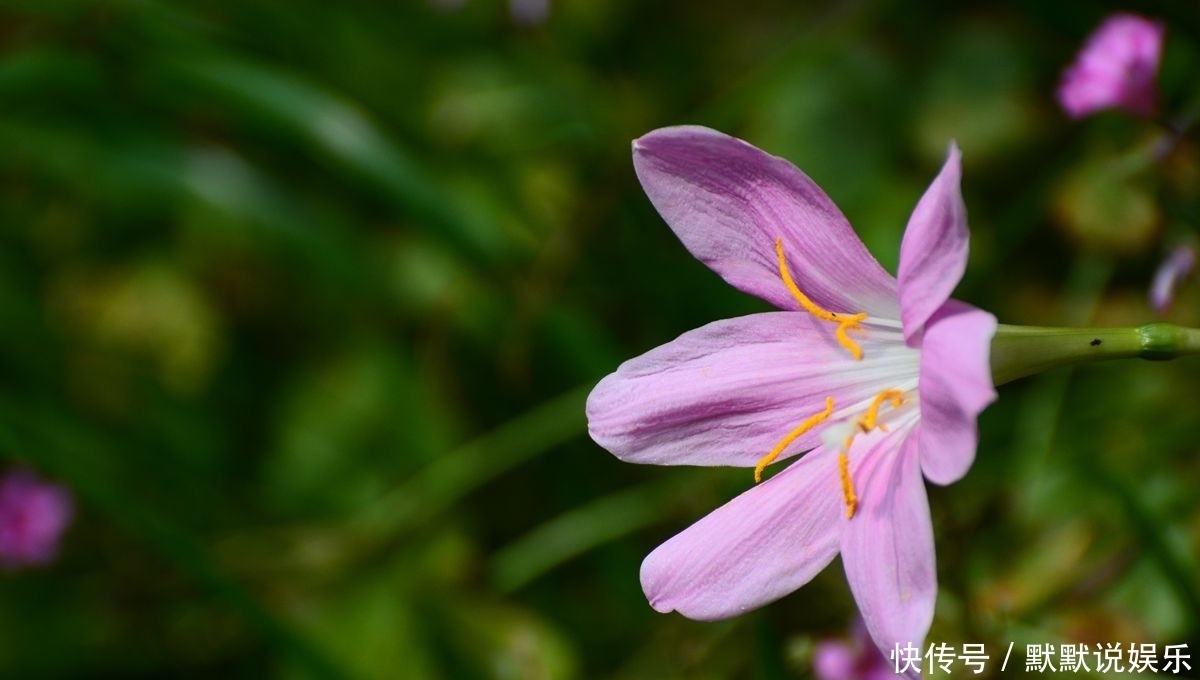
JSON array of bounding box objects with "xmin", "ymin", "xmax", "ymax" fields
[
  {"xmin": 633, "ymin": 126, "xmax": 900, "ymax": 317},
  {"xmin": 640, "ymin": 445, "xmax": 843, "ymax": 620},
  {"xmin": 917, "ymin": 300, "xmax": 997, "ymax": 485},
  {"xmin": 587, "ymin": 312, "xmax": 920, "ymax": 467},
  {"xmin": 1149, "ymin": 244, "xmax": 1196, "ymax": 313},
  {"xmin": 1057, "ymin": 13, "xmax": 1163, "ymax": 119},
  {"xmin": 897, "ymin": 143, "xmax": 968, "ymax": 345},
  {"xmin": 841, "ymin": 432, "xmax": 935, "ymax": 671},
  {"xmin": 813, "ymin": 640, "xmax": 858, "ymax": 680}
]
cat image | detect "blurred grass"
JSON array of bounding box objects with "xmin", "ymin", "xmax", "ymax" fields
[{"xmin": 0, "ymin": 1, "xmax": 1199, "ymax": 678}]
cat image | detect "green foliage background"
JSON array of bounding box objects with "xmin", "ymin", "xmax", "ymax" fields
[{"xmin": 1, "ymin": 1, "xmax": 1199, "ymax": 678}]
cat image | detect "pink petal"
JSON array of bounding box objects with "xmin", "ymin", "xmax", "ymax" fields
[
  {"xmin": 813, "ymin": 641, "xmax": 858, "ymax": 680},
  {"xmin": 841, "ymin": 432, "xmax": 935, "ymax": 670},
  {"xmin": 0, "ymin": 470, "xmax": 74, "ymax": 568},
  {"xmin": 917, "ymin": 300, "xmax": 997, "ymax": 485},
  {"xmin": 633, "ymin": 126, "xmax": 900, "ymax": 318},
  {"xmin": 815, "ymin": 618, "xmax": 898, "ymax": 680},
  {"xmin": 640, "ymin": 445, "xmax": 843, "ymax": 620},
  {"xmin": 897, "ymin": 143, "xmax": 969, "ymax": 345},
  {"xmin": 587, "ymin": 312, "xmax": 919, "ymax": 467},
  {"xmin": 1149, "ymin": 245, "xmax": 1196, "ymax": 313}
]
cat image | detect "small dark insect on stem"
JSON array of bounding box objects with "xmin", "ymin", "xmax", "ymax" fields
[{"xmin": 1090, "ymin": 338, "xmax": 1102, "ymax": 346}]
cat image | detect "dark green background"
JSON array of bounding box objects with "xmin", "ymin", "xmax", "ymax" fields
[{"xmin": 0, "ymin": 1, "xmax": 1198, "ymax": 678}]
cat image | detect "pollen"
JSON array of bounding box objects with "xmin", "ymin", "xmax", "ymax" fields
[
  {"xmin": 754, "ymin": 397, "xmax": 835, "ymax": 483},
  {"xmin": 774, "ymin": 238, "xmax": 868, "ymax": 360}
]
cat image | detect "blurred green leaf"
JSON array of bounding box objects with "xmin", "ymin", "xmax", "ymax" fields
[
  {"xmin": 0, "ymin": 402, "xmax": 362, "ymax": 680},
  {"xmin": 172, "ymin": 56, "xmax": 523, "ymax": 264},
  {"xmin": 490, "ymin": 474, "xmax": 694, "ymax": 593},
  {"xmin": 355, "ymin": 385, "xmax": 588, "ymax": 539},
  {"xmin": 268, "ymin": 341, "xmax": 457, "ymax": 516}
]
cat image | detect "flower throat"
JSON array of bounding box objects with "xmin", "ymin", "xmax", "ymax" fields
[{"xmin": 757, "ymin": 239, "xmax": 906, "ymax": 519}]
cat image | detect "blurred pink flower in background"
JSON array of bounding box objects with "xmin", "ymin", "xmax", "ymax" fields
[
  {"xmin": 509, "ymin": 0, "xmax": 549, "ymax": 26},
  {"xmin": 814, "ymin": 619, "xmax": 897, "ymax": 680},
  {"xmin": 1057, "ymin": 13, "xmax": 1164, "ymax": 119},
  {"xmin": 0, "ymin": 469, "xmax": 73, "ymax": 569},
  {"xmin": 428, "ymin": 0, "xmax": 550, "ymax": 26},
  {"xmin": 1150, "ymin": 245, "xmax": 1197, "ymax": 313}
]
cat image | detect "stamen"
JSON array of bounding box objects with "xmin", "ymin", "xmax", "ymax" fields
[
  {"xmin": 835, "ymin": 315, "xmax": 868, "ymax": 361},
  {"xmin": 774, "ymin": 238, "xmax": 868, "ymax": 360},
  {"xmin": 754, "ymin": 397, "xmax": 835, "ymax": 483},
  {"xmin": 857, "ymin": 389, "xmax": 905, "ymax": 432},
  {"xmin": 837, "ymin": 389, "xmax": 904, "ymax": 519},
  {"xmin": 774, "ymin": 238, "xmax": 841, "ymax": 322},
  {"xmin": 838, "ymin": 451, "xmax": 857, "ymax": 518}
]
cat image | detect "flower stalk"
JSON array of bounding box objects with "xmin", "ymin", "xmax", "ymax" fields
[{"xmin": 990, "ymin": 322, "xmax": 1200, "ymax": 386}]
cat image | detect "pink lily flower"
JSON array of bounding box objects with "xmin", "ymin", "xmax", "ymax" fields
[
  {"xmin": 1057, "ymin": 13, "xmax": 1164, "ymax": 119},
  {"xmin": 587, "ymin": 126, "xmax": 996, "ymax": 663}
]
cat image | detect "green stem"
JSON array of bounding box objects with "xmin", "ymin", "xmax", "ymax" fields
[{"xmin": 990, "ymin": 323, "xmax": 1200, "ymax": 386}]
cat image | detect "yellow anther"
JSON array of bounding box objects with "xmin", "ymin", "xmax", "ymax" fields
[
  {"xmin": 857, "ymin": 389, "xmax": 905, "ymax": 432},
  {"xmin": 754, "ymin": 397, "xmax": 835, "ymax": 483},
  {"xmin": 774, "ymin": 238, "xmax": 841, "ymax": 322},
  {"xmin": 835, "ymin": 314, "xmax": 868, "ymax": 360},
  {"xmin": 836, "ymin": 389, "xmax": 904, "ymax": 519},
  {"xmin": 756, "ymin": 388, "xmax": 903, "ymax": 516},
  {"xmin": 774, "ymin": 238, "xmax": 868, "ymax": 360},
  {"xmin": 838, "ymin": 451, "xmax": 857, "ymax": 519}
]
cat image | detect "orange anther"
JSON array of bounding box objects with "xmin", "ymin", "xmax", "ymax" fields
[
  {"xmin": 755, "ymin": 397, "xmax": 835, "ymax": 483},
  {"xmin": 774, "ymin": 238, "xmax": 868, "ymax": 360},
  {"xmin": 857, "ymin": 389, "xmax": 905, "ymax": 432},
  {"xmin": 838, "ymin": 451, "xmax": 857, "ymax": 519}
]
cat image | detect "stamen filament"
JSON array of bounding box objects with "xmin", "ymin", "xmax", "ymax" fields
[
  {"xmin": 754, "ymin": 397, "xmax": 835, "ymax": 483},
  {"xmin": 774, "ymin": 238, "xmax": 868, "ymax": 360},
  {"xmin": 838, "ymin": 452, "xmax": 857, "ymax": 518}
]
